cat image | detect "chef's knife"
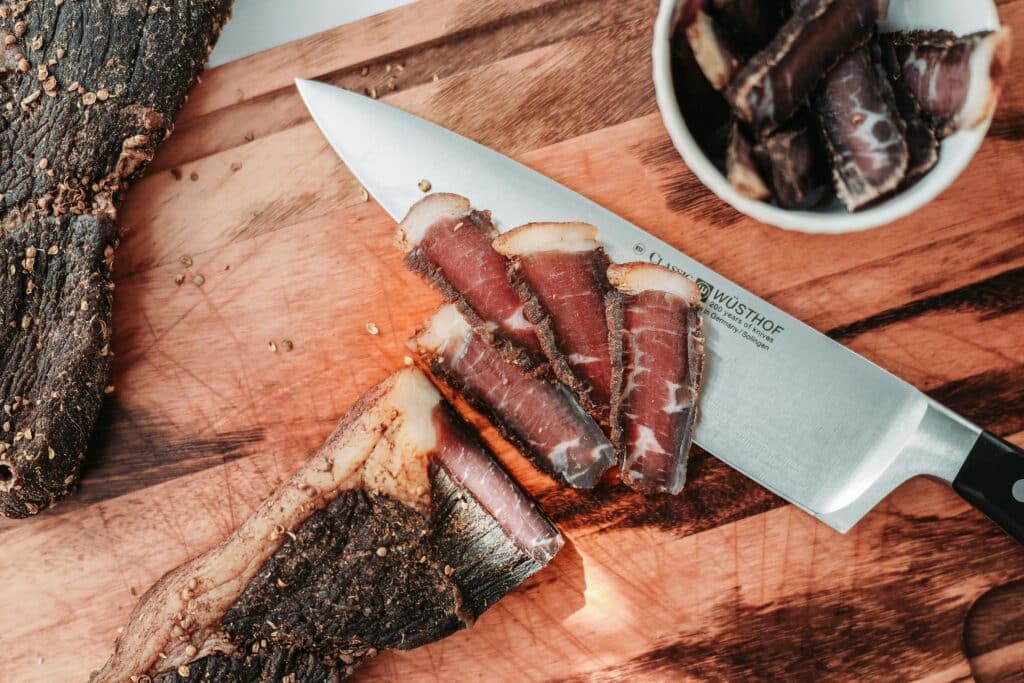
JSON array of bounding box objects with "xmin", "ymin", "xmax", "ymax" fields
[{"xmin": 295, "ymin": 78, "xmax": 1024, "ymax": 544}]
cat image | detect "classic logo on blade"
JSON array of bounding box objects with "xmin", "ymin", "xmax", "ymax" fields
[
  {"xmin": 636, "ymin": 243, "xmax": 785, "ymax": 352},
  {"xmin": 694, "ymin": 278, "xmax": 714, "ymax": 301}
]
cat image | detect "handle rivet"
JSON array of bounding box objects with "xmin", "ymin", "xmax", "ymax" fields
[{"xmin": 1013, "ymin": 480, "xmax": 1024, "ymax": 504}]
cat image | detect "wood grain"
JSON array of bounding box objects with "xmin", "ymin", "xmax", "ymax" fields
[{"xmin": 1, "ymin": 0, "xmax": 1023, "ymax": 680}]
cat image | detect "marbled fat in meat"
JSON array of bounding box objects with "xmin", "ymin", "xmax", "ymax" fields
[
  {"xmin": 814, "ymin": 44, "xmax": 909, "ymax": 210},
  {"xmin": 877, "ymin": 38, "xmax": 939, "ymax": 183},
  {"xmin": 494, "ymin": 222, "xmax": 615, "ymax": 424},
  {"xmin": 885, "ymin": 29, "xmax": 1011, "ymax": 138},
  {"xmin": 725, "ymin": 0, "xmax": 888, "ymax": 135},
  {"xmin": 607, "ymin": 264, "xmax": 704, "ymax": 496},
  {"xmin": 413, "ymin": 305, "xmax": 616, "ymax": 489},
  {"xmin": 397, "ymin": 193, "xmax": 545, "ymax": 370}
]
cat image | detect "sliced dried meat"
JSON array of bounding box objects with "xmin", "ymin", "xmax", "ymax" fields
[
  {"xmin": 0, "ymin": 0, "xmax": 231, "ymax": 517},
  {"xmin": 708, "ymin": 0, "xmax": 789, "ymax": 55},
  {"xmin": 726, "ymin": 120, "xmax": 771, "ymax": 201},
  {"xmin": 0, "ymin": 214, "xmax": 116, "ymax": 518},
  {"xmin": 814, "ymin": 44, "xmax": 909, "ymax": 211},
  {"xmin": 493, "ymin": 222, "xmax": 615, "ymax": 424},
  {"xmin": 412, "ymin": 305, "xmax": 616, "ymax": 489},
  {"xmin": 397, "ymin": 194, "xmax": 545, "ymax": 371},
  {"xmin": 885, "ymin": 29, "xmax": 1011, "ymax": 138},
  {"xmin": 725, "ymin": 0, "xmax": 888, "ymax": 136},
  {"xmin": 670, "ymin": 8, "xmax": 733, "ymax": 152},
  {"xmin": 684, "ymin": 10, "xmax": 741, "ymax": 90},
  {"xmin": 92, "ymin": 368, "xmax": 562, "ymax": 683},
  {"xmin": 877, "ymin": 39, "xmax": 939, "ymax": 183},
  {"xmin": 758, "ymin": 116, "xmax": 831, "ymax": 208},
  {"xmin": 607, "ymin": 264, "xmax": 704, "ymax": 496}
]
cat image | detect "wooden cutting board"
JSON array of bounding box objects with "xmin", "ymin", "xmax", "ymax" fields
[{"xmin": 2, "ymin": 0, "xmax": 1023, "ymax": 680}]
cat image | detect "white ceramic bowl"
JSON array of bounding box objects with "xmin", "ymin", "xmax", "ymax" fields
[{"xmin": 652, "ymin": 0, "xmax": 1002, "ymax": 234}]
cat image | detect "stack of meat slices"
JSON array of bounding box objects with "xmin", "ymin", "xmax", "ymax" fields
[
  {"xmin": 398, "ymin": 193, "xmax": 706, "ymax": 496},
  {"xmin": 673, "ymin": 0, "xmax": 1012, "ymax": 211},
  {"xmin": 96, "ymin": 195, "xmax": 708, "ymax": 681}
]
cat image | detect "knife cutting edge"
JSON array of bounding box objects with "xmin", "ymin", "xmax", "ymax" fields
[{"xmin": 295, "ymin": 77, "xmax": 1024, "ymax": 544}]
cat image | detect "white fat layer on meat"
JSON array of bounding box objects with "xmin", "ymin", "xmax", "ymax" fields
[
  {"xmin": 567, "ymin": 353, "xmax": 601, "ymax": 365},
  {"xmin": 95, "ymin": 368, "xmax": 444, "ymax": 682},
  {"xmin": 502, "ymin": 304, "xmax": 535, "ymax": 332},
  {"xmin": 97, "ymin": 364, "xmax": 565, "ymax": 682},
  {"xmin": 663, "ymin": 380, "xmax": 695, "ymax": 414},
  {"xmin": 420, "ymin": 305, "xmax": 613, "ymax": 484},
  {"xmin": 396, "ymin": 192, "xmax": 470, "ymax": 251},
  {"xmin": 829, "ymin": 56, "xmax": 906, "ymax": 199},
  {"xmin": 493, "ymin": 221, "xmax": 599, "ymax": 256},
  {"xmin": 728, "ymin": 158, "xmax": 772, "ymax": 201},
  {"xmin": 620, "ymin": 343, "xmax": 646, "ymax": 401},
  {"xmin": 413, "ymin": 304, "xmax": 473, "ymax": 357},
  {"xmin": 607, "ymin": 262, "xmax": 701, "ymax": 305},
  {"xmin": 624, "ymin": 426, "xmax": 671, "ymax": 477},
  {"xmin": 686, "ymin": 11, "xmax": 738, "ymax": 90},
  {"xmin": 960, "ymin": 29, "xmax": 1010, "ymax": 130}
]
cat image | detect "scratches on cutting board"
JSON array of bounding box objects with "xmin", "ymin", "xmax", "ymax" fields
[
  {"xmin": 76, "ymin": 400, "xmax": 265, "ymax": 507},
  {"xmin": 564, "ymin": 514, "xmax": 1019, "ymax": 683}
]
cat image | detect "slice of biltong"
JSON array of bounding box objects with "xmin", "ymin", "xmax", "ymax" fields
[
  {"xmin": 412, "ymin": 305, "xmax": 616, "ymax": 489},
  {"xmin": 91, "ymin": 368, "xmax": 562, "ymax": 683},
  {"xmin": 493, "ymin": 222, "xmax": 615, "ymax": 425},
  {"xmin": 670, "ymin": 5, "xmax": 734, "ymax": 153},
  {"xmin": 684, "ymin": 10, "xmax": 741, "ymax": 90},
  {"xmin": 397, "ymin": 194, "xmax": 546, "ymax": 371},
  {"xmin": 758, "ymin": 116, "xmax": 832, "ymax": 208},
  {"xmin": 725, "ymin": 0, "xmax": 889, "ymax": 135},
  {"xmin": 0, "ymin": 215, "xmax": 116, "ymax": 518},
  {"xmin": 885, "ymin": 29, "xmax": 1012, "ymax": 138},
  {"xmin": 708, "ymin": 0, "xmax": 789, "ymax": 55},
  {"xmin": 606, "ymin": 263, "xmax": 704, "ymax": 496},
  {"xmin": 877, "ymin": 39, "xmax": 939, "ymax": 182},
  {"xmin": 813, "ymin": 44, "xmax": 909, "ymax": 210},
  {"xmin": 726, "ymin": 121, "xmax": 772, "ymax": 201}
]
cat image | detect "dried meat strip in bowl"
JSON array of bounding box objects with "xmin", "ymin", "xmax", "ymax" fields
[
  {"xmin": 708, "ymin": 0, "xmax": 789, "ymax": 55},
  {"xmin": 683, "ymin": 8, "xmax": 742, "ymax": 90},
  {"xmin": 92, "ymin": 368, "xmax": 562, "ymax": 683},
  {"xmin": 757, "ymin": 115, "xmax": 832, "ymax": 209},
  {"xmin": 396, "ymin": 193, "xmax": 546, "ymax": 372},
  {"xmin": 494, "ymin": 222, "xmax": 615, "ymax": 425},
  {"xmin": 877, "ymin": 39, "xmax": 939, "ymax": 184},
  {"xmin": 884, "ymin": 29, "xmax": 1012, "ymax": 139},
  {"xmin": 726, "ymin": 120, "xmax": 772, "ymax": 201},
  {"xmin": 412, "ymin": 305, "xmax": 616, "ymax": 489},
  {"xmin": 607, "ymin": 264, "xmax": 704, "ymax": 496},
  {"xmin": 814, "ymin": 41, "xmax": 909, "ymax": 211},
  {"xmin": 725, "ymin": 0, "xmax": 889, "ymax": 136}
]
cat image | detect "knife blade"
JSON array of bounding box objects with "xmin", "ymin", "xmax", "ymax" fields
[{"xmin": 296, "ymin": 78, "xmax": 1024, "ymax": 541}]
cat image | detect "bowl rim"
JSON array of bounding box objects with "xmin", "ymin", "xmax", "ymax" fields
[{"xmin": 651, "ymin": 0, "xmax": 997, "ymax": 234}]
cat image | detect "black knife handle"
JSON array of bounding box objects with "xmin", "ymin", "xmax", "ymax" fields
[{"xmin": 953, "ymin": 431, "xmax": 1024, "ymax": 545}]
